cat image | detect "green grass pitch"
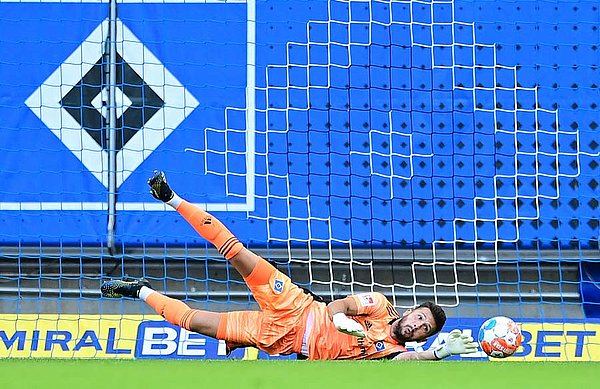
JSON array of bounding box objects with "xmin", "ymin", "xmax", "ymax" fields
[{"xmin": 0, "ymin": 359, "xmax": 596, "ymax": 389}]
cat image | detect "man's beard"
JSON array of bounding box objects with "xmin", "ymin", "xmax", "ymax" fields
[{"xmin": 392, "ymin": 316, "xmax": 414, "ymax": 342}]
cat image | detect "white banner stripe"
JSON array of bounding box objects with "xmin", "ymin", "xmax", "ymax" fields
[{"xmin": 0, "ymin": 202, "xmax": 252, "ymax": 211}]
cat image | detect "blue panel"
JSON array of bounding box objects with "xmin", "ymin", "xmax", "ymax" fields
[
  {"xmin": 0, "ymin": 4, "xmax": 108, "ymax": 243},
  {"xmin": 0, "ymin": 0, "xmax": 598, "ymax": 252}
]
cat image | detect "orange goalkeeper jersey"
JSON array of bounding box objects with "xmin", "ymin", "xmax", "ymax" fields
[
  {"xmin": 303, "ymin": 292, "xmax": 407, "ymax": 360},
  {"xmin": 218, "ymin": 261, "xmax": 407, "ymax": 360}
]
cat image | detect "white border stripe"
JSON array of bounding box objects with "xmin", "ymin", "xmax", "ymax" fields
[
  {"xmin": 0, "ymin": 202, "xmax": 250, "ymax": 211},
  {"xmin": 245, "ymin": 0, "xmax": 256, "ymax": 211}
]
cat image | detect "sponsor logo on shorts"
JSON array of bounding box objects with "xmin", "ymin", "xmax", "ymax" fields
[
  {"xmin": 375, "ymin": 341, "xmax": 385, "ymax": 352},
  {"xmin": 273, "ymin": 279, "xmax": 284, "ymax": 294},
  {"xmin": 358, "ymin": 293, "xmax": 375, "ymax": 306}
]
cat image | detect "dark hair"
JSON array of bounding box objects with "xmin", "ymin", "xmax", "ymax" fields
[{"xmin": 416, "ymin": 301, "xmax": 446, "ymax": 335}]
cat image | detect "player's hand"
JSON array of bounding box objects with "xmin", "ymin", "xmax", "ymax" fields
[
  {"xmin": 332, "ymin": 312, "xmax": 366, "ymax": 338},
  {"xmin": 434, "ymin": 329, "xmax": 479, "ymax": 359}
]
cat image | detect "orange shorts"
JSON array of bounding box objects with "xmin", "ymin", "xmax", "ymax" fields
[{"xmin": 217, "ymin": 258, "xmax": 314, "ymax": 355}]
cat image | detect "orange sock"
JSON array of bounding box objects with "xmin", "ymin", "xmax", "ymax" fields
[
  {"xmin": 146, "ymin": 292, "xmax": 198, "ymax": 331},
  {"xmin": 176, "ymin": 200, "xmax": 243, "ymax": 260}
]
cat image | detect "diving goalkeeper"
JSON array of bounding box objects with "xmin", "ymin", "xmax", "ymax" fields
[{"xmin": 101, "ymin": 171, "xmax": 478, "ymax": 360}]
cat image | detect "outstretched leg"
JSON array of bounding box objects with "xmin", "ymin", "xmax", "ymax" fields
[
  {"xmin": 101, "ymin": 278, "xmax": 221, "ymax": 337},
  {"xmin": 148, "ymin": 170, "xmax": 259, "ymax": 278},
  {"xmin": 148, "ymin": 171, "xmax": 301, "ymax": 312},
  {"xmin": 101, "ymin": 278, "xmax": 263, "ymax": 351}
]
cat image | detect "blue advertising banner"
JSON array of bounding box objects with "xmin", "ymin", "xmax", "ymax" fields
[{"xmin": 0, "ymin": 0, "xmax": 598, "ymax": 249}]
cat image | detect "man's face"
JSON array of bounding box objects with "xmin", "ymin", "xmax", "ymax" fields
[{"xmin": 391, "ymin": 307, "xmax": 436, "ymax": 343}]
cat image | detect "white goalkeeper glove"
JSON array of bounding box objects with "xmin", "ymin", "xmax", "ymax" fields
[
  {"xmin": 332, "ymin": 312, "xmax": 366, "ymax": 338},
  {"xmin": 433, "ymin": 329, "xmax": 479, "ymax": 359}
]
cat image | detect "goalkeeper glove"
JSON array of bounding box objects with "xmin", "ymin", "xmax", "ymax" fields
[
  {"xmin": 433, "ymin": 329, "xmax": 479, "ymax": 359},
  {"xmin": 332, "ymin": 312, "xmax": 366, "ymax": 338}
]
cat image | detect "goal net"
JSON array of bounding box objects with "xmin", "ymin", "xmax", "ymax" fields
[{"xmin": 0, "ymin": 0, "xmax": 598, "ymax": 360}]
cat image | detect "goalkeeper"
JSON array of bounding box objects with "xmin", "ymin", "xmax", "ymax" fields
[{"xmin": 101, "ymin": 171, "xmax": 478, "ymax": 360}]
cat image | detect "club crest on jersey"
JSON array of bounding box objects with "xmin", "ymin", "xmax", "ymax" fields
[
  {"xmin": 375, "ymin": 341, "xmax": 386, "ymax": 352},
  {"xmin": 358, "ymin": 293, "xmax": 375, "ymax": 306},
  {"xmin": 273, "ymin": 279, "xmax": 284, "ymax": 294}
]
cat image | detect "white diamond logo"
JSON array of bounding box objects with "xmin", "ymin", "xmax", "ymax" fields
[
  {"xmin": 25, "ymin": 18, "xmax": 199, "ymax": 188},
  {"xmin": 91, "ymin": 87, "xmax": 132, "ymax": 120}
]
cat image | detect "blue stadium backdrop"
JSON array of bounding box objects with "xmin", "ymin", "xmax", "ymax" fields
[{"xmin": 0, "ymin": 0, "xmax": 599, "ymax": 360}]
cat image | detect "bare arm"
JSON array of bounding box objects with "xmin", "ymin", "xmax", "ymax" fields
[
  {"xmin": 326, "ymin": 296, "xmax": 360, "ymax": 319},
  {"xmin": 326, "ymin": 296, "xmax": 366, "ymax": 337},
  {"xmin": 393, "ymin": 349, "xmax": 439, "ymax": 361}
]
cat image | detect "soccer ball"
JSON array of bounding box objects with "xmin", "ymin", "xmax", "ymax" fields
[{"xmin": 478, "ymin": 316, "xmax": 522, "ymax": 358}]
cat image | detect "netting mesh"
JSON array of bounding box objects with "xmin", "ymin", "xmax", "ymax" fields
[{"xmin": 201, "ymin": 0, "xmax": 591, "ymax": 310}]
